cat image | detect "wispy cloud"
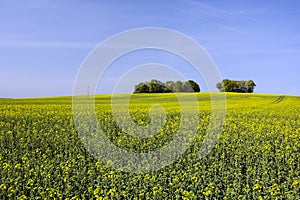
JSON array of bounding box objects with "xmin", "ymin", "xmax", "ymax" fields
[
  {"xmin": 0, "ymin": 40, "xmax": 95, "ymax": 49},
  {"xmin": 164, "ymin": 0, "xmax": 245, "ymax": 33}
]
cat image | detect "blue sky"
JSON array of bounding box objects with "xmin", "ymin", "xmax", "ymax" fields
[{"xmin": 0, "ymin": 0, "xmax": 300, "ymax": 97}]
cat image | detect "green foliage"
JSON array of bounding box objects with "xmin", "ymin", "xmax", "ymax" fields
[
  {"xmin": 187, "ymin": 80, "xmax": 200, "ymax": 92},
  {"xmin": 216, "ymin": 79, "xmax": 256, "ymax": 93},
  {"xmin": 134, "ymin": 83, "xmax": 149, "ymax": 93},
  {"xmin": 0, "ymin": 93, "xmax": 299, "ymax": 199},
  {"xmin": 134, "ymin": 79, "xmax": 200, "ymax": 93}
]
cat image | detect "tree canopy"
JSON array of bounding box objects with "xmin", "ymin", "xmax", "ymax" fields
[
  {"xmin": 134, "ymin": 79, "xmax": 200, "ymax": 93},
  {"xmin": 216, "ymin": 79, "xmax": 256, "ymax": 93}
]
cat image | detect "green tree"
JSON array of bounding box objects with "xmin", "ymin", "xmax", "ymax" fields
[
  {"xmin": 187, "ymin": 80, "xmax": 200, "ymax": 92},
  {"xmin": 216, "ymin": 79, "xmax": 256, "ymax": 93},
  {"xmin": 174, "ymin": 81, "xmax": 183, "ymax": 92},
  {"xmin": 246, "ymin": 80, "xmax": 256, "ymax": 93},
  {"xmin": 216, "ymin": 82, "xmax": 223, "ymax": 92},
  {"xmin": 149, "ymin": 79, "xmax": 164, "ymax": 93},
  {"xmin": 134, "ymin": 83, "xmax": 149, "ymax": 93},
  {"xmin": 165, "ymin": 81, "xmax": 175, "ymax": 92},
  {"xmin": 134, "ymin": 79, "xmax": 201, "ymax": 93}
]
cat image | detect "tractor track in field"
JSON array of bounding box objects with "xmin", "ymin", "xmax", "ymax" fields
[{"xmin": 272, "ymin": 95, "xmax": 285, "ymax": 104}]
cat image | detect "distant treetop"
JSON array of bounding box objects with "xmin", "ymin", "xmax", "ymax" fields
[
  {"xmin": 134, "ymin": 79, "xmax": 200, "ymax": 93},
  {"xmin": 216, "ymin": 79, "xmax": 256, "ymax": 93}
]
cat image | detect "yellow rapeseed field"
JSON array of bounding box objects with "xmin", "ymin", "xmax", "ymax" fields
[{"xmin": 0, "ymin": 93, "xmax": 299, "ymax": 199}]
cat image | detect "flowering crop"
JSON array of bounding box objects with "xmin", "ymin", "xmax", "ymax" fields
[{"xmin": 0, "ymin": 93, "xmax": 299, "ymax": 199}]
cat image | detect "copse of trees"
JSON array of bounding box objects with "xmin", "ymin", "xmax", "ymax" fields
[
  {"xmin": 134, "ymin": 79, "xmax": 200, "ymax": 93},
  {"xmin": 216, "ymin": 79, "xmax": 256, "ymax": 93}
]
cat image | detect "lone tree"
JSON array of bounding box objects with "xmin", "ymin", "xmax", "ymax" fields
[
  {"xmin": 216, "ymin": 79, "xmax": 256, "ymax": 93},
  {"xmin": 134, "ymin": 79, "xmax": 200, "ymax": 93}
]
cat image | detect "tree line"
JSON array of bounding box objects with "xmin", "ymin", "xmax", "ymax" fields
[
  {"xmin": 216, "ymin": 79, "xmax": 256, "ymax": 93},
  {"xmin": 133, "ymin": 79, "xmax": 256, "ymax": 93},
  {"xmin": 134, "ymin": 79, "xmax": 200, "ymax": 93}
]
